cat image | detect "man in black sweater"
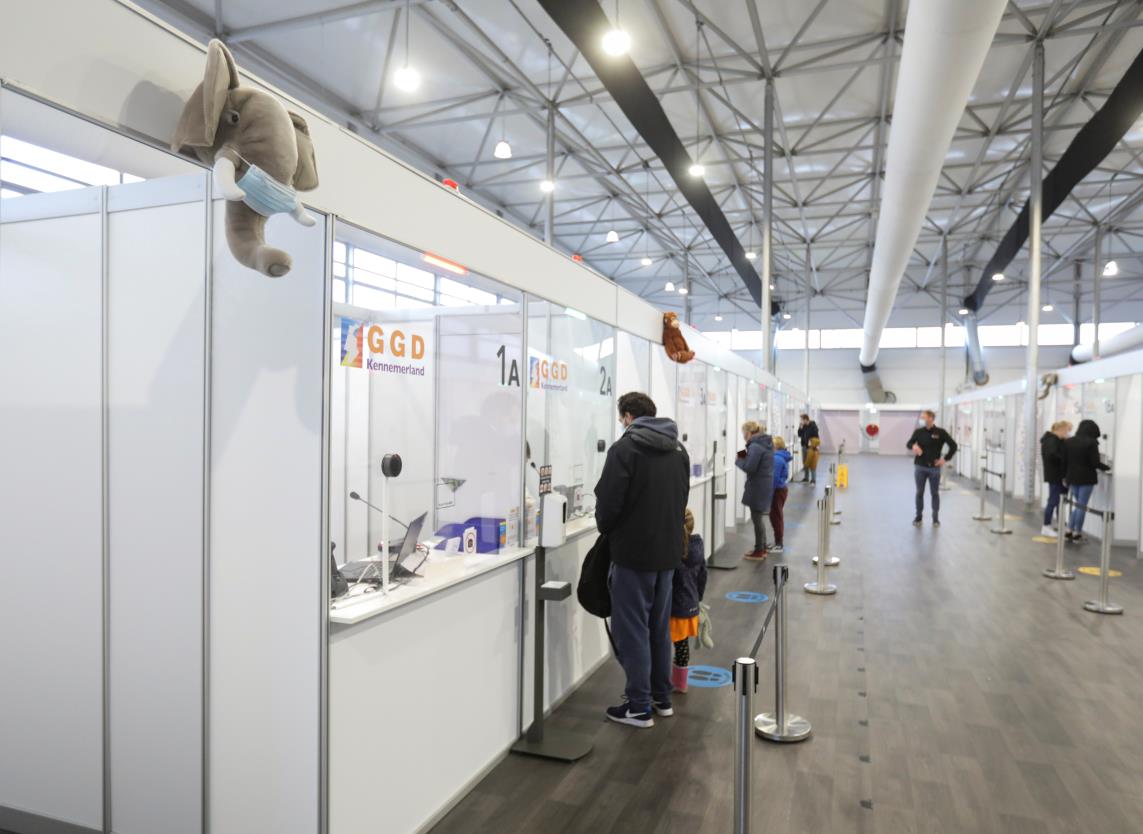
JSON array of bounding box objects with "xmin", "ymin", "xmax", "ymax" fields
[
  {"xmin": 906, "ymin": 409, "xmax": 958, "ymax": 527},
  {"xmin": 595, "ymin": 392, "xmax": 690, "ymax": 728}
]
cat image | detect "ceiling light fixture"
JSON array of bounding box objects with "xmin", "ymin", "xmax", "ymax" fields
[
  {"xmin": 991, "ymin": 272, "xmax": 1005, "ymax": 282},
  {"xmin": 539, "ymin": 179, "xmax": 555, "ymax": 193},
  {"xmin": 782, "ymin": 312, "xmax": 791, "ymax": 320},
  {"xmin": 601, "ymin": 0, "xmax": 631, "ymax": 56},
  {"xmin": 678, "ymin": 286, "xmax": 689, "ymax": 295},
  {"xmin": 958, "ymin": 307, "xmax": 969, "ymax": 315},
  {"xmin": 1041, "ymin": 303, "xmax": 1054, "ymax": 312},
  {"xmin": 606, "ymin": 229, "xmax": 619, "ymax": 243},
  {"xmin": 1103, "ymin": 260, "xmax": 1119, "ymax": 277},
  {"xmin": 665, "ymin": 281, "xmax": 675, "ymax": 292},
  {"xmin": 714, "ymin": 313, "xmax": 723, "ymax": 322},
  {"xmin": 393, "ymin": 0, "xmax": 420, "ymax": 92},
  {"xmin": 641, "ymin": 256, "xmax": 652, "ymax": 267},
  {"xmin": 745, "ymin": 250, "xmax": 757, "ymax": 260},
  {"xmin": 423, "ymin": 253, "xmax": 467, "ymax": 275},
  {"xmin": 688, "ymin": 162, "xmax": 705, "ymax": 177},
  {"xmin": 493, "ymin": 139, "xmax": 512, "ymax": 160}
]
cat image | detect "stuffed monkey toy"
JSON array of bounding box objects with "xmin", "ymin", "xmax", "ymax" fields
[
  {"xmin": 662, "ymin": 312, "xmax": 695, "ymax": 364},
  {"xmin": 172, "ymin": 40, "xmax": 319, "ymax": 277}
]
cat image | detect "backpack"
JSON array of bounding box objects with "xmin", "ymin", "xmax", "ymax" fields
[{"xmin": 577, "ymin": 535, "xmax": 611, "ymax": 617}]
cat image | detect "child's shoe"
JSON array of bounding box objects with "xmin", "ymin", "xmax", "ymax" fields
[{"xmin": 671, "ymin": 664, "xmax": 689, "ymax": 694}]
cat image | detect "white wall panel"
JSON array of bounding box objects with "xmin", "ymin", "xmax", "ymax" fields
[
  {"xmin": 1114, "ymin": 375, "xmax": 1140, "ymax": 547},
  {"xmin": 0, "ymin": 211, "xmax": 104, "ymax": 828},
  {"xmin": 107, "ymin": 198, "xmax": 204, "ymax": 834},
  {"xmin": 329, "ymin": 564, "xmax": 521, "ymax": 834},
  {"xmin": 208, "ymin": 205, "xmax": 326, "ymax": 834},
  {"xmin": 650, "ymin": 348, "xmax": 678, "ymax": 420}
]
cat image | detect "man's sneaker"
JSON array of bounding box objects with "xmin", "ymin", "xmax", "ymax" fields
[
  {"xmin": 933, "ymin": 518, "xmax": 941, "ymax": 527},
  {"xmin": 652, "ymin": 701, "xmax": 674, "ymax": 717},
  {"xmin": 606, "ymin": 703, "xmax": 653, "ymax": 728},
  {"xmin": 913, "ymin": 518, "xmax": 923, "ymax": 527},
  {"xmin": 744, "ymin": 550, "xmax": 768, "ymax": 561},
  {"xmin": 769, "ymin": 544, "xmax": 784, "ymax": 554},
  {"xmin": 1072, "ymin": 534, "xmax": 1090, "ymax": 544},
  {"xmin": 1041, "ymin": 525, "xmax": 1057, "ymax": 537}
]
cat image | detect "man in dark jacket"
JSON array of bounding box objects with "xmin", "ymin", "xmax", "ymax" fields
[
  {"xmin": 595, "ymin": 392, "xmax": 690, "ymax": 728},
  {"xmin": 796, "ymin": 414, "xmax": 819, "ymax": 481},
  {"xmin": 1063, "ymin": 419, "xmax": 1110, "ymax": 542},
  {"xmin": 1040, "ymin": 421, "xmax": 1070, "ymax": 535},
  {"xmin": 906, "ymin": 409, "xmax": 957, "ymax": 527}
]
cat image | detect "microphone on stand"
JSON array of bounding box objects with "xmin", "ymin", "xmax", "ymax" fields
[{"xmin": 349, "ymin": 491, "xmax": 409, "ymax": 531}]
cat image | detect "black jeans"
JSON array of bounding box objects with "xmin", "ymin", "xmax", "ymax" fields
[
  {"xmin": 750, "ymin": 508, "xmax": 768, "ymax": 551},
  {"xmin": 914, "ymin": 465, "xmax": 941, "ymax": 519}
]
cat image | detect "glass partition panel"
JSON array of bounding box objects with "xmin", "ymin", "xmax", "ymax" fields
[
  {"xmin": 706, "ymin": 368, "xmax": 728, "ymax": 475},
  {"xmin": 614, "ymin": 330, "xmax": 651, "ymax": 441},
  {"xmin": 677, "ymin": 361, "xmax": 709, "ymax": 479},
  {"xmin": 525, "ymin": 299, "xmax": 615, "ymax": 543},
  {"xmin": 1082, "ymin": 379, "xmax": 1116, "ymax": 455},
  {"xmin": 329, "ymin": 222, "xmax": 524, "ymax": 598}
]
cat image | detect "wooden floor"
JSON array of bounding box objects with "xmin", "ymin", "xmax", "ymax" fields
[{"xmin": 431, "ymin": 455, "xmax": 1143, "ymax": 834}]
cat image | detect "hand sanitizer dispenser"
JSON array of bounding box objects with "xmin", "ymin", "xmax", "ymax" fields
[{"xmin": 540, "ymin": 492, "xmax": 568, "ymax": 548}]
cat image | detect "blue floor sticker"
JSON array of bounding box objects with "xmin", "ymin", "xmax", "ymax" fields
[
  {"xmin": 687, "ymin": 665, "xmax": 733, "ymax": 688},
  {"xmin": 726, "ymin": 591, "xmax": 769, "ymax": 603}
]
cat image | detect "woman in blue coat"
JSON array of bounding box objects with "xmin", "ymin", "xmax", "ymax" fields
[{"xmin": 735, "ymin": 420, "xmax": 775, "ymax": 560}]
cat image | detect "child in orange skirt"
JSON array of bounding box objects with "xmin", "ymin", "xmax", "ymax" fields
[{"xmin": 671, "ymin": 508, "xmax": 708, "ymax": 693}]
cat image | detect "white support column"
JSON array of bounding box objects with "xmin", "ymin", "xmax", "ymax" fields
[
  {"xmin": 761, "ymin": 78, "xmax": 774, "ymax": 372},
  {"xmin": 1093, "ymin": 225, "xmax": 1103, "ymax": 359},
  {"xmin": 1023, "ymin": 40, "xmax": 1044, "ymax": 504},
  {"xmin": 545, "ymin": 103, "xmax": 555, "ymax": 246},
  {"xmin": 803, "ymin": 241, "xmax": 811, "ymax": 401},
  {"xmin": 939, "ymin": 235, "xmax": 948, "ymax": 414}
]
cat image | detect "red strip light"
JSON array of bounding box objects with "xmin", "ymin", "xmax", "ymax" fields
[
  {"xmin": 442, "ymin": 178, "xmax": 459, "ymax": 191},
  {"xmin": 423, "ymin": 253, "xmax": 467, "ymax": 275}
]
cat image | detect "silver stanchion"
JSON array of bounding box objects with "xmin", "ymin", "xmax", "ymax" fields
[
  {"xmin": 1043, "ymin": 494, "xmax": 1075, "ymax": 580},
  {"xmin": 811, "ymin": 486, "xmax": 841, "ymax": 567},
  {"xmin": 989, "ymin": 470, "xmax": 1013, "ymax": 535},
  {"xmin": 757, "ymin": 566, "xmax": 812, "ymax": 742},
  {"xmin": 972, "ymin": 452, "xmax": 992, "ymax": 521},
  {"xmin": 1084, "ymin": 509, "xmax": 1123, "ymax": 615},
  {"xmin": 806, "ymin": 497, "xmax": 838, "ymax": 593},
  {"xmin": 829, "ymin": 466, "xmax": 842, "ymax": 524},
  {"xmin": 732, "ymin": 656, "xmax": 757, "ymax": 834}
]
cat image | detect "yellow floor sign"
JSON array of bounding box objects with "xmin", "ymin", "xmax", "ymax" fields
[
  {"xmin": 835, "ymin": 464, "xmax": 848, "ymax": 489},
  {"xmin": 1078, "ymin": 566, "xmax": 1123, "ymax": 578}
]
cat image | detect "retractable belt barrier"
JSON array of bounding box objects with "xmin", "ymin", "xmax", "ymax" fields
[
  {"xmin": 730, "ymin": 565, "xmax": 811, "ymax": 834},
  {"xmin": 980, "ymin": 468, "xmax": 1013, "ymax": 535},
  {"xmin": 972, "ymin": 452, "xmax": 993, "ymax": 522},
  {"xmin": 806, "ymin": 492, "xmax": 839, "ymax": 592},
  {"xmin": 828, "ymin": 465, "xmax": 842, "ymax": 523},
  {"xmin": 1043, "ymin": 494, "xmax": 1123, "ymax": 615}
]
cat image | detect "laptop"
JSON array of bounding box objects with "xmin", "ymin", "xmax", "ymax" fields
[{"xmin": 340, "ymin": 513, "xmax": 428, "ymax": 583}]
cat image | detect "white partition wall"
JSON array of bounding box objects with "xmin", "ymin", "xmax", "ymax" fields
[
  {"xmin": 107, "ymin": 180, "xmax": 207, "ymax": 834},
  {"xmin": 207, "ymin": 206, "xmax": 328, "ymax": 834},
  {"xmin": 0, "ymin": 193, "xmax": 106, "ymax": 832}
]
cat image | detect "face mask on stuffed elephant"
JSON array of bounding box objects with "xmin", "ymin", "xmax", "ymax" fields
[{"xmin": 171, "ymin": 38, "xmax": 319, "ymax": 278}]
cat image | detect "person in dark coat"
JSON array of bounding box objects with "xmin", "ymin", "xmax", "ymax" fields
[
  {"xmin": 796, "ymin": 414, "xmax": 819, "ymax": 481},
  {"xmin": 735, "ymin": 420, "xmax": 775, "ymax": 560},
  {"xmin": 1040, "ymin": 421, "xmax": 1071, "ymax": 535},
  {"xmin": 1063, "ymin": 419, "xmax": 1110, "ymax": 541},
  {"xmin": 595, "ymin": 391, "xmax": 690, "ymax": 728},
  {"xmin": 669, "ymin": 508, "xmax": 708, "ymax": 694}
]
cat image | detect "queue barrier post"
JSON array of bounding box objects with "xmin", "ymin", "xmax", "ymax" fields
[
  {"xmin": 1084, "ymin": 507, "xmax": 1124, "ymax": 615},
  {"xmin": 829, "ymin": 465, "xmax": 842, "ymax": 522},
  {"xmin": 812, "ymin": 485, "xmax": 841, "ymax": 568},
  {"xmin": 989, "ymin": 470, "xmax": 1013, "ymax": 535},
  {"xmin": 1043, "ymin": 493, "xmax": 1076, "ymax": 580},
  {"xmin": 806, "ymin": 497, "xmax": 838, "ymax": 594},
  {"xmin": 731, "ymin": 656, "xmax": 757, "ymax": 834},
  {"xmin": 972, "ymin": 452, "xmax": 992, "ymax": 522},
  {"xmin": 756, "ymin": 566, "xmax": 812, "ymax": 742}
]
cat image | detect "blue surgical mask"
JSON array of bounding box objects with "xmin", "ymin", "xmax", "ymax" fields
[{"xmin": 236, "ymin": 163, "xmax": 298, "ymax": 217}]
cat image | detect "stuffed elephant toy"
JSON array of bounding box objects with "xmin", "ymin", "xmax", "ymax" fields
[{"xmin": 171, "ymin": 39, "xmax": 319, "ymax": 277}]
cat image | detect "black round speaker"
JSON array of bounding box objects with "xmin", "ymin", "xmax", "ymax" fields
[{"xmin": 381, "ymin": 453, "xmax": 403, "ymax": 478}]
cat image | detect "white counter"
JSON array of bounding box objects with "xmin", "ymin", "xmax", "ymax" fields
[{"xmin": 329, "ymin": 546, "xmax": 532, "ymax": 625}]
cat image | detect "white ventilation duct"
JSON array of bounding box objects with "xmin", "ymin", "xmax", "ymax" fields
[
  {"xmin": 859, "ymin": 0, "xmax": 1008, "ymax": 379},
  {"xmin": 1071, "ymin": 323, "xmax": 1143, "ymax": 363}
]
